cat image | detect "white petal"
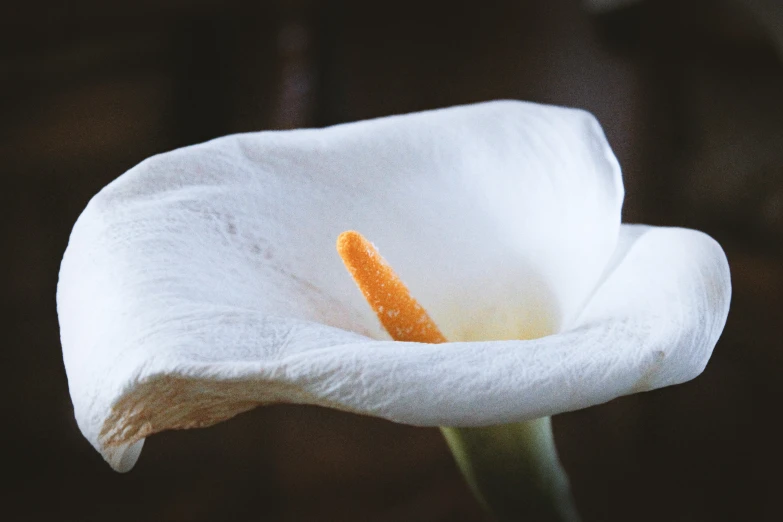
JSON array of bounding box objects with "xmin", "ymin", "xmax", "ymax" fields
[{"xmin": 59, "ymin": 101, "xmax": 639, "ymax": 470}]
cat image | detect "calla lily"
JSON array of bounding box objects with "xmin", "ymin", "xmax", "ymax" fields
[{"xmin": 57, "ymin": 100, "xmax": 731, "ymax": 475}]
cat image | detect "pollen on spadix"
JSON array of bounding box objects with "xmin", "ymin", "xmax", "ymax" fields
[{"xmin": 336, "ymin": 230, "xmax": 447, "ymax": 344}]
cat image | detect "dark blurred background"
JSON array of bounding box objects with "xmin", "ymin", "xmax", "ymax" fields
[{"xmin": 3, "ymin": 0, "xmax": 782, "ymax": 520}]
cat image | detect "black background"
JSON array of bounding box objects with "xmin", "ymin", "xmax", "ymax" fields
[{"xmin": 3, "ymin": 1, "xmax": 783, "ymax": 520}]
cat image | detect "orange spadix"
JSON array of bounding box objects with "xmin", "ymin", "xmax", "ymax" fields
[{"xmin": 336, "ymin": 230, "xmax": 446, "ymax": 344}]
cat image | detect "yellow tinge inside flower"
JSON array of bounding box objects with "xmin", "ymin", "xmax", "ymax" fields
[{"xmin": 444, "ymin": 304, "xmax": 554, "ymax": 342}]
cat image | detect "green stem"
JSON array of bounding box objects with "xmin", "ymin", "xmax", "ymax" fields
[{"xmin": 440, "ymin": 417, "xmax": 579, "ymax": 522}]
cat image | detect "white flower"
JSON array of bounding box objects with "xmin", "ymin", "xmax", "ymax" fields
[{"xmin": 57, "ymin": 100, "xmax": 731, "ymax": 473}]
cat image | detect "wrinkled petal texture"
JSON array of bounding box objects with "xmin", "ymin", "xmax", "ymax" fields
[{"xmin": 57, "ymin": 101, "xmax": 730, "ymax": 471}]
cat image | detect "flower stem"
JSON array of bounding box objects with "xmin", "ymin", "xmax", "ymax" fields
[{"xmin": 440, "ymin": 417, "xmax": 580, "ymax": 522}]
